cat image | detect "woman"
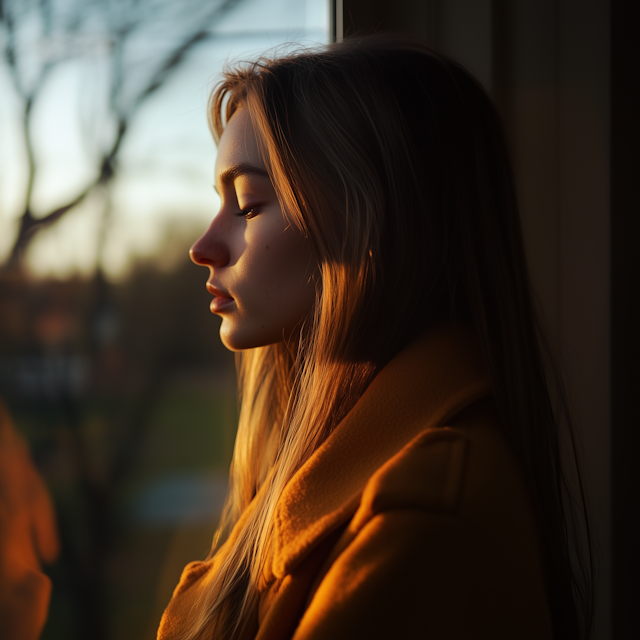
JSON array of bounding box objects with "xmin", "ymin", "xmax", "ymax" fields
[{"xmin": 159, "ymin": 35, "xmax": 593, "ymax": 640}]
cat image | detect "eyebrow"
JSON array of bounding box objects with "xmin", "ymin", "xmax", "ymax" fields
[{"xmin": 217, "ymin": 163, "xmax": 270, "ymax": 190}]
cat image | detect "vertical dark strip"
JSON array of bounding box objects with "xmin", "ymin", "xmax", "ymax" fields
[
  {"xmin": 611, "ymin": 0, "xmax": 640, "ymax": 637},
  {"xmin": 490, "ymin": 0, "xmax": 514, "ymax": 147},
  {"xmin": 330, "ymin": 0, "xmax": 338, "ymax": 43},
  {"xmin": 424, "ymin": 0, "xmax": 439, "ymax": 45}
]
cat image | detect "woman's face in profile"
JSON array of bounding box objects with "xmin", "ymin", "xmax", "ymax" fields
[{"xmin": 190, "ymin": 108, "xmax": 317, "ymax": 351}]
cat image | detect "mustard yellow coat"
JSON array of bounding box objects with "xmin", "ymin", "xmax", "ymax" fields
[{"xmin": 158, "ymin": 326, "xmax": 553, "ymax": 639}]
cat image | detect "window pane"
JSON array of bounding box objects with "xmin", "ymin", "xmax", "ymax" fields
[{"xmin": 0, "ymin": 2, "xmax": 329, "ymax": 639}]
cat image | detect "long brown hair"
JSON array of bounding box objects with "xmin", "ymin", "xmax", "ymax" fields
[{"xmin": 183, "ymin": 35, "xmax": 593, "ymax": 639}]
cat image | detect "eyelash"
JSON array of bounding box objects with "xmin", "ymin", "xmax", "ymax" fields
[{"xmin": 236, "ymin": 207, "xmax": 257, "ymax": 220}]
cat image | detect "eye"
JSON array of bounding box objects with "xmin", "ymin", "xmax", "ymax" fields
[{"xmin": 235, "ymin": 207, "xmax": 258, "ymax": 220}]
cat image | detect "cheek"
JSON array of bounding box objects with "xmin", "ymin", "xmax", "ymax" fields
[
  {"xmin": 272, "ymin": 231, "xmax": 316, "ymax": 294},
  {"xmin": 246, "ymin": 226, "xmax": 317, "ymax": 319}
]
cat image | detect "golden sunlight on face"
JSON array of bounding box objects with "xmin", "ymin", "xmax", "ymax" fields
[{"xmin": 190, "ymin": 109, "xmax": 318, "ymax": 351}]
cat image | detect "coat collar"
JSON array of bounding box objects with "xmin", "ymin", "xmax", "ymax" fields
[{"xmin": 270, "ymin": 325, "xmax": 492, "ymax": 580}]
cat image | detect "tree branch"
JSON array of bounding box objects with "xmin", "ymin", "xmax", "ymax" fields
[
  {"xmin": 128, "ymin": 0, "xmax": 240, "ymax": 113},
  {"xmin": 1, "ymin": 0, "xmax": 244, "ymax": 272},
  {"xmin": 5, "ymin": 184, "xmax": 95, "ymax": 271}
]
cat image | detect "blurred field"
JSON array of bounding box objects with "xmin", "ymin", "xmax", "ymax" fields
[
  {"xmin": 15, "ymin": 381, "xmax": 237, "ymax": 640},
  {"xmin": 1, "ymin": 259, "xmax": 238, "ymax": 640}
]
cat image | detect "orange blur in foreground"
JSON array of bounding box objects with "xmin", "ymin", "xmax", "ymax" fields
[{"xmin": 0, "ymin": 399, "xmax": 60, "ymax": 640}]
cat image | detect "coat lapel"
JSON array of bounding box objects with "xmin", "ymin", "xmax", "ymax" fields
[{"xmin": 270, "ymin": 325, "xmax": 492, "ymax": 582}]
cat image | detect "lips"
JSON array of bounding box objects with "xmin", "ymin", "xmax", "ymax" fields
[{"xmin": 206, "ymin": 283, "xmax": 235, "ymax": 313}]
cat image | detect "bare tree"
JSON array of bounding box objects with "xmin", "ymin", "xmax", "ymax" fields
[{"xmin": 0, "ymin": 0, "xmax": 239, "ymax": 271}]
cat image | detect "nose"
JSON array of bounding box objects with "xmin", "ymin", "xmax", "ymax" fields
[{"xmin": 190, "ymin": 223, "xmax": 230, "ymax": 268}]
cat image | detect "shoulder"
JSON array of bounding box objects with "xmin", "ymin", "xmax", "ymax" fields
[
  {"xmin": 293, "ymin": 398, "xmax": 553, "ymax": 639},
  {"xmin": 354, "ymin": 396, "xmax": 536, "ymax": 535}
]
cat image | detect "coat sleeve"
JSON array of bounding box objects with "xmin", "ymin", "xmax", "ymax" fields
[{"xmin": 291, "ymin": 508, "xmax": 553, "ymax": 640}]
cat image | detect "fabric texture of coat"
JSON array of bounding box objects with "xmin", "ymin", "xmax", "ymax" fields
[{"xmin": 158, "ymin": 325, "xmax": 553, "ymax": 639}]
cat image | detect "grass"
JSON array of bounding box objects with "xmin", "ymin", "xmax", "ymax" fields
[{"xmin": 12, "ymin": 374, "xmax": 239, "ymax": 640}]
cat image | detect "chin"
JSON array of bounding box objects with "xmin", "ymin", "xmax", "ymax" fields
[{"xmin": 219, "ymin": 322, "xmax": 284, "ymax": 352}]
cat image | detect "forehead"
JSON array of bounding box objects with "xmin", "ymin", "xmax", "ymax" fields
[{"xmin": 214, "ymin": 108, "xmax": 265, "ymax": 179}]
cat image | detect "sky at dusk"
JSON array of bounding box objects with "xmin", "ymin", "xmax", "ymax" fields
[{"xmin": 0, "ymin": 0, "xmax": 328, "ymax": 278}]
